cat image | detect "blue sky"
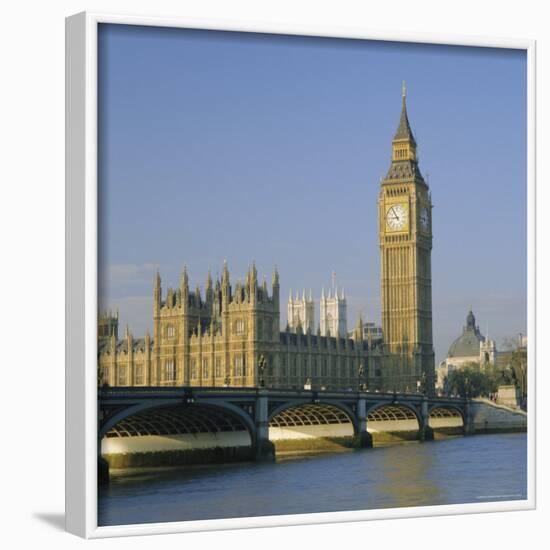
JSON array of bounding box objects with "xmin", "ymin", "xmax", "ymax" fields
[{"xmin": 98, "ymin": 24, "xmax": 527, "ymax": 364}]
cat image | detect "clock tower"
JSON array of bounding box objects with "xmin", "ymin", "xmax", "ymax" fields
[{"xmin": 378, "ymin": 83, "xmax": 435, "ymax": 394}]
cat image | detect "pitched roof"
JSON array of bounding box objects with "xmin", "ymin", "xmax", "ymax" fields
[
  {"xmin": 385, "ymin": 159, "xmax": 425, "ymax": 183},
  {"xmin": 393, "ymin": 96, "xmax": 417, "ymax": 147}
]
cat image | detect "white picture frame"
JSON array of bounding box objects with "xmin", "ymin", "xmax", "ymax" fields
[{"xmin": 65, "ymin": 11, "xmax": 536, "ymax": 539}]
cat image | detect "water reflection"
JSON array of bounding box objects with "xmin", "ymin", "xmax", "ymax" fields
[
  {"xmin": 99, "ymin": 433, "xmax": 527, "ymax": 526},
  {"xmin": 375, "ymin": 442, "xmax": 441, "ymax": 507}
]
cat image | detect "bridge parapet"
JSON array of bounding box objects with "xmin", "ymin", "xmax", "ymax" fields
[{"xmin": 98, "ymin": 387, "xmax": 471, "ymax": 459}]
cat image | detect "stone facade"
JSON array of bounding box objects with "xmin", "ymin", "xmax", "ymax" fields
[
  {"xmin": 287, "ymin": 290, "xmax": 315, "ymax": 333},
  {"xmin": 98, "ymin": 263, "xmax": 383, "ymax": 390},
  {"xmin": 378, "ymin": 83, "xmax": 435, "ymax": 394},
  {"xmin": 98, "ymin": 86, "xmax": 435, "ymax": 394},
  {"xmin": 319, "ymin": 287, "xmax": 347, "ymax": 337}
]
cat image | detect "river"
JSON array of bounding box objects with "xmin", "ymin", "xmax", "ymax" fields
[{"xmin": 98, "ymin": 433, "xmax": 527, "ymax": 526}]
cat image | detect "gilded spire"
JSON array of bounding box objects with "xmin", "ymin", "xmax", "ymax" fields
[{"xmin": 393, "ymin": 81, "xmax": 416, "ymax": 146}]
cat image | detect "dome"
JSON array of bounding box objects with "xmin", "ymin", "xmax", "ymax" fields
[{"xmin": 447, "ymin": 310, "xmax": 485, "ymax": 358}]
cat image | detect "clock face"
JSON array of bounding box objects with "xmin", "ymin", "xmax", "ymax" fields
[
  {"xmin": 386, "ymin": 204, "xmax": 408, "ymax": 231},
  {"xmin": 420, "ymin": 207, "xmax": 429, "ymax": 231}
]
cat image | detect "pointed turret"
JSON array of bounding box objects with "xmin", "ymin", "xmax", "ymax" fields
[
  {"xmin": 195, "ymin": 284, "xmax": 202, "ymax": 307},
  {"xmin": 393, "ymin": 80, "xmax": 417, "ymax": 147},
  {"xmin": 272, "ymin": 265, "xmax": 279, "ymax": 286},
  {"xmin": 222, "ymin": 260, "xmax": 230, "ymax": 286},
  {"xmin": 205, "ymin": 269, "xmax": 213, "ymax": 303},
  {"xmin": 271, "ymin": 265, "xmax": 280, "ymax": 310},
  {"xmin": 154, "ymin": 270, "xmax": 162, "ymax": 312},
  {"xmin": 355, "ymin": 315, "xmax": 364, "ymax": 342},
  {"xmin": 221, "ymin": 260, "xmax": 230, "ymax": 306},
  {"xmin": 180, "ymin": 265, "xmax": 188, "ymax": 288},
  {"xmin": 384, "ymin": 81, "xmax": 424, "ymax": 183},
  {"xmin": 249, "ymin": 261, "xmax": 258, "ymax": 304}
]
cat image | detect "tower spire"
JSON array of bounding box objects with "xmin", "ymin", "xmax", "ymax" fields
[{"xmin": 394, "ymin": 82, "xmax": 416, "ymax": 146}]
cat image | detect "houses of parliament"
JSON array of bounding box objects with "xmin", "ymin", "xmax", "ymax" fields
[{"xmin": 98, "ymin": 85, "xmax": 436, "ymax": 395}]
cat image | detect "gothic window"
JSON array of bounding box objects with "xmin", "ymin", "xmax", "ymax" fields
[
  {"xmin": 291, "ymin": 356, "xmax": 297, "ymax": 377},
  {"xmin": 235, "ymin": 319, "xmax": 245, "ymax": 335},
  {"xmin": 191, "ymin": 358, "xmax": 198, "ymax": 379},
  {"xmin": 266, "ymin": 318, "xmax": 273, "ymax": 339},
  {"xmin": 331, "ymin": 358, "xmax": 337, "ymax": 377},
  {"xmin": 202, "ymin": 358, "xmax": 209, "ymax": 379},
  {"xmin": 118, "ymin": 364, "xmax": 126, "ymax": 385},
  {"xmin": 215, "ymin": 357, "xmax": 222, "ymax": 378},
  {"xmin": 164, "ymin": 359, "xmax": 175, "ymax": 381},
  {"xmin": 312, "ymin": 357, "xmax": 318, "ymax": 377},
  {"xmin": 233, "ymin": 355, "xmax": 245, "ymax": 377},
  {"xmin": 135, "ymin": 363, "xmax": 144, "ymax": 385},
  {"xmin": 166, "ymin": 324, "xmax": 175, "ymax": 338},
  {"xmin": 321, "ymin": 358, "xmax": 327, "ymax": 377}
]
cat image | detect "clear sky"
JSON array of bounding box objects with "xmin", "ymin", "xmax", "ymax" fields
[{"xmin": 98, "ymin": 24, "xmax": 527, "ymax": 364}]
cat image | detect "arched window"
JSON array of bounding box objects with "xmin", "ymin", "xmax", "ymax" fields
[
  {"xmin": 164, "ymin": 359, "xmax": 175, "ymax": 381},
  {"xmin": 135, "ymin": 363, "xmax": 144, "ymax": 385},
  {"xmin": 118, "ymin": 364, "xmax": 127, "ymax": 386},
  {"xmin": 215, "ymin": 357, "xmax": 223, "ymax": 378}
]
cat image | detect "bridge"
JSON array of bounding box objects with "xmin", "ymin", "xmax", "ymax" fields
[{"xmin": 98, "ymin": 387, "xmax": 473, "ymax": 480}]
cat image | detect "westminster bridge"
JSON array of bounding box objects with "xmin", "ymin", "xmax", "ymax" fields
[{"xmin": 98, "ymin": 387, "xmax": 474, "ymax": 467}]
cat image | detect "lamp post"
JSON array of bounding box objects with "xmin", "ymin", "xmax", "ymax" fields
[
  {"xmin": 258, "ymin": 355, "xmax": 267, "ymax": 388},
  {"xmin": 224, "ymin": 375, "xmax": 230, "ymax": 388},
  {"xmin": 358, "ymin": 362, "xmax": 366, "ymax": 392}
]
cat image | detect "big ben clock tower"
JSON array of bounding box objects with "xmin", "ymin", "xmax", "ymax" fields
[{"xmin": 378, "ymin": 83, "xmax": 435, "ymax": 394}]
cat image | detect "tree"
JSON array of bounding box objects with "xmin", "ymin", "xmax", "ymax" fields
[{"xmin": 443, "ymin": 362, "xmax": 499, "ymax": 397}]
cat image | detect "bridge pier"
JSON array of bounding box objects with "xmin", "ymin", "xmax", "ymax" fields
[
  {"xmin": 419, "ymin": 396, "xmax": 434, "ymax": 441},
  {"xmin": 98, "ymin": 437, "xmax": 109, "ymax": 484},
  {"xmin": 355, "ymin": 397, "xmax": 373, "ymax": 448},
  {"xmin": 254, "ymin": 390, "xmax": 275, "ymax": 461},
  {"xmin": 463, "ymin": 398, "xmax": 475, "ymax": 435}
]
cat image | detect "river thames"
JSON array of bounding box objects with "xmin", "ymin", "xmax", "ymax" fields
[{"xmin": 98, "ymin": 433, "xmax": 527, "ymax": 526}]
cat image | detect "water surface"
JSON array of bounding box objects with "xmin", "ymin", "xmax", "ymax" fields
[{"xmin": 98, "ymin": 433, "xmax": 527, "ymax": 526}]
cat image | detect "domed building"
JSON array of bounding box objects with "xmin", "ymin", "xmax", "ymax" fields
[{"xmin": 436, "ymin": 310, "xmax": 496, "ymax": 389}]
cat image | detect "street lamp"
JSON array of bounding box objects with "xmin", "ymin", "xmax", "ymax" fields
[
  {"xmin": 358, "ymin": 362, "xmax": 365, "ymax": 391},
  {"xmin": 258, "ymin": 355, "xmax": 267, "ymax": 388}
]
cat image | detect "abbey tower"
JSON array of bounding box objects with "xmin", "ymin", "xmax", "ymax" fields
[{"xmin": 378, "ymin": 83, "xmax": 435, "ymax": 394}]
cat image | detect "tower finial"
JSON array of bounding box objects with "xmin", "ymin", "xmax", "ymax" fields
[{"xmin": 402, "ymin": 80, "xmax": 407, "ymax": 99}]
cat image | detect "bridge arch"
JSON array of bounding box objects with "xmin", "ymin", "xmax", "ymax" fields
[
  {"xmin": 428, "ymin": 405, "xmax": 465, "ymax": 430},
  {"xmin": 366, "ymin": 401, "xmax": 422, "ymax": 425},
  {"xmin": 268, "ymin": 400, "xmax": 359, "ymax": 435},
  {"xmin": 99, "ymin": 399, "xmax": 256, "ymax": 442}
]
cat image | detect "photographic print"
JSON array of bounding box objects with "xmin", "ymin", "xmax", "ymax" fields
[{"xmin": 94, "ymin": 23, "xmax": 529, "ymax": 528}]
